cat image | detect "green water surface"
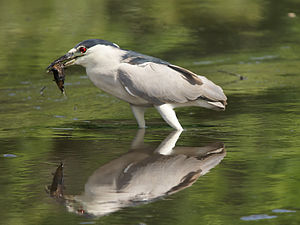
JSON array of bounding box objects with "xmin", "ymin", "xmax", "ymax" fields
[{"xmin": 1, "ymin": 0, "xmax": 300, "ymax": 224}]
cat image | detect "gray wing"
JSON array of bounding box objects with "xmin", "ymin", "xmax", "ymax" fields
[{"xmin": 118, "ymin": 62, "xmax": 227, "ymax": 105}]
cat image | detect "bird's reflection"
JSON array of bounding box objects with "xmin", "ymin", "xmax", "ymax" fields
[{"xmin": 47, "ymin": 130, "xmax": 226, "ymax": 217}]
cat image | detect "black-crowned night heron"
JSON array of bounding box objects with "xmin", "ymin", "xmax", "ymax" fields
[
  {"xmin": 48, "ymin": 39, "xmax": 227, "ymax": 130},
  {"xmin": 48, "ymin": 130, "xmax": 225, "ymax": 217}
]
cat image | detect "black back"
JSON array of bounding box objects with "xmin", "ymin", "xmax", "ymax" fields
[{"xmin": 121, "ymin": 50, "xmax": 169, "ymax": 65}]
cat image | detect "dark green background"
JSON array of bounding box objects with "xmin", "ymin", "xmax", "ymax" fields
[{"xmin": 0, "ymin": 0, "xmax": 300, "ymax": 224}]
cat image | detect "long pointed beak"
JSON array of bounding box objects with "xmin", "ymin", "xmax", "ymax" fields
[{"xmin": 46, "ymin": 52, "xmax": 75, "ymax": 72}]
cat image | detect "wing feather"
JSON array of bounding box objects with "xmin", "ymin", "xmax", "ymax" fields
[{"xmin": 118, "ymin": 62, "xmax": 226, "ymax": 105}]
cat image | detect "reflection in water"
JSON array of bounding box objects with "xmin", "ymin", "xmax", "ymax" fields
[{"xmin": 47, "ymin": 130, "xmax": 226, "ymax": 217}]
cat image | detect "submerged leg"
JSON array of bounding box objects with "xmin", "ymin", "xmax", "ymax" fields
[
  {"xmin": 130, "ymin": 104, "xmax": 146, "ymax": 129},
  {"xmin": 155, "ymin": 130, "xmax": 183, "ymax": 155},
  {"xmin": 131, "ymin": 129, "xmax": 146, "ymax": 149},
  {"xmin": 155, "ymin": 104, "xmax": 183, "ymax": 130}
]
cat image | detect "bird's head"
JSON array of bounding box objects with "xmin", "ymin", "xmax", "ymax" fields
[{"xmin": 47, "ymin": 39, "xmax": 120, "ymax": 71}]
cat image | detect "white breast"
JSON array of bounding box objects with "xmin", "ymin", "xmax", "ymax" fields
[{"xmin": 79, "ymin": 45, "xmax": 148, "ymax": 105}]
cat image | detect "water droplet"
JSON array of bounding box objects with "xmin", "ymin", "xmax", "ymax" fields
[
  {"xmin": 272, "ymin": 209, "xmax": 296, "ymax": 213},
  {"xmin": 3, "ymin": 154, "xmax": 17, "ymax": 158},
  {"xmin": 54, "ymin": 115, "xmax": 65, "ymax": 118},
  {"xmin": 240, "ymin": 214, "xmax": 277, "ymax": 221}
]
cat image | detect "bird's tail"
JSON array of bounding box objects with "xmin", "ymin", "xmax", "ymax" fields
[
  {"xmin": 207, "ymin": 101, "xmax": 226, "ymax": 111},
  {"xmin": 195, "ymin": 98, "xmax": 226, "ymax": 111},
  {"xmin": 197, "ymin": 75, "xmax": 227, "ymax": 111}
]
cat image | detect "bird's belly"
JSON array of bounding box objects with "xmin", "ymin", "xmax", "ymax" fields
[{"xmin": 86, "ymin": 70, "xmax": 149, "ymax": 106}]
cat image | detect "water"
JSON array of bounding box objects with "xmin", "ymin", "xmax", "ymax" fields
[{"xmin": 1, "ymin": 0, "xmax": 300, "ymax": 224}]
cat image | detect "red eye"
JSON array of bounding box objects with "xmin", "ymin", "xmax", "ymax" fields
[
  {"xmin": 77, "ymin": 209, "xmax": 85, "ymax": 214},
  {"xmin": 79, "ymin": 47, "xmax": 87, "ymax": 53}
]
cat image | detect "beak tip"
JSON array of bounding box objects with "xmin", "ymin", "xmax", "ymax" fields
[
  {"xmin": 46, "ymin": 63, "xmax": 54, "ymax": 73},
  {"xmin": 46, "ymin": 52, "xmax": 74, "ymax": 72}
]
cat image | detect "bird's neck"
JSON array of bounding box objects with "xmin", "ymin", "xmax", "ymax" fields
[{"xmin": 84, "ymin": 45, "xmax": 124, "ymax": 70}]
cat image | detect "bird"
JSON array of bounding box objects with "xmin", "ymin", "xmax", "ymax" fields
[
  {"xmin": 48, "ymin": 130, "xmax": 226, "ymax": 217},
  {"xmin": 47, "ymin": 39, "xmax": 227, "ymax": 130}
]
